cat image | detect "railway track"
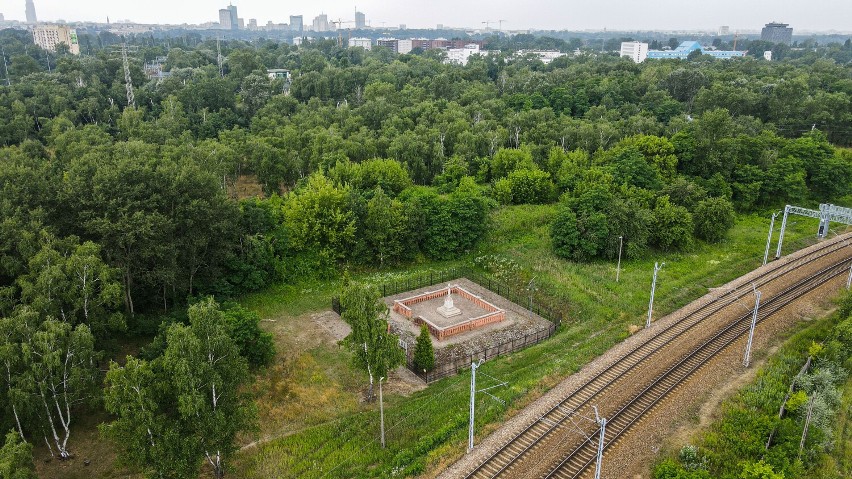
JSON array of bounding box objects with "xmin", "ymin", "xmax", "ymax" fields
[
  {"xmin": 464, "ymin": 236, "xmax": 852, "ymax": 479},
  {"xmin": 544, "ymin": 259, "xmax": 850, "ymax": 478}
]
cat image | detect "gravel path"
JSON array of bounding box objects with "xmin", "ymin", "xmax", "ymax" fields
[{"xmin": 437, "ymin": 234, "xmax": 852, "ymax": 479}]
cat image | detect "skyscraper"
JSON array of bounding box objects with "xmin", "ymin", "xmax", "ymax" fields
[
  {"xmin": 218, "ymin": 3, "xmax": 239, "ymax": 30},
  {"xmin": 761, "ymin": 22, "xmax": 793, "ymax": 44},
  {"xmin": 219, "ymin": 9, "xmax": 232, "ymax": 29},
  {"xmin": 355, "ymin": 11, "xmax": 366, "ymax": 29},
  {"xmin": 290, "ymin": 15, "xmax": 303, "ymax": 33},
  {"xmin": 312, "ymin": 13, "xmax": 329, "ymax": 32},
  {"xmin": 227, "ymin": 4, "xmax": 239, "ymax": 30},
  {"xmin": 25, "ymin": 0, "xmax": 37, "ymax": 23}
]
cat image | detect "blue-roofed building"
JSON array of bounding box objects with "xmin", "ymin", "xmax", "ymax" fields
[{"xmin": 647, "ymin": 41, "xmax": 746, "ymax": 60}]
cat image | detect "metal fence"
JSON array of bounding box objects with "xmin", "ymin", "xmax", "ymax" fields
[
  {"xmin": 332, "ymin": 266, "xmax": 566, "ymax": 383},
  {"xmin": 407, "ymin": 322, "xmax": 557, "ymax": 383}
]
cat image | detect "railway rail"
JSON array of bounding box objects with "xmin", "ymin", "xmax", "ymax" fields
[{"xmin": 464, "ymin": 236, "xmax": 852, "ymax": 479}]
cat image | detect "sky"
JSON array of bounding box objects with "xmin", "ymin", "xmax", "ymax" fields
[{"xmin": 1, "ymin": 0, "xmax": 850, "ymax": 32}]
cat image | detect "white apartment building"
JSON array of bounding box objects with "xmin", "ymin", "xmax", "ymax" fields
[
  {"xmin": 33, "ymin": 25, "xmax": 80, "ymax": 54},
  {"xmin": 397, "ymin": 39, "xmax": 413, "ymax": 54},
  {"xmin": 446, "ymin": 44, "xmax": 482, "ymax": 66},
  {"xmin": 348, "ymin": 37, "xmax": 372, "ymax": 50},
  {"xmin": 620, "ymin": 41, "xmax": 648, "ymax": 63},
  {"xmin": 515, "ymin": 50, "xmax": 567, "ymax": 65}
]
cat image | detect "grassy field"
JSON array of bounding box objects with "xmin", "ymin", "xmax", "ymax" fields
[{"xmin": 232, "ymin": 207, "xmax": 832, "ymax": 478}]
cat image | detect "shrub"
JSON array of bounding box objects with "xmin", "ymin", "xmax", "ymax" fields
[
  {"xmin": 494, "ymin": 168, "xmax": 554, "ymax": 205},
  {"xmin": 413, "ymin": 324, "xmax": 435, "ymax": 373},
  {"xmin": 224, "ymin": 304, "xmax": 276, "ymax": 367},
  {"xmin": 693, "ymin": 197, "xmax": 735, "ymax": 243},
  {"xmin": 652, "ymin": 196, "xmax": 693, "ymax": 251}
]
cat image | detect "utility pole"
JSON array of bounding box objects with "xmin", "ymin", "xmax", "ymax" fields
[
  {"xmin": 379, "ymin": 377, "xmax": 385, "ymax": 448},
  {"xmin": 775, "ymin": 205, "xmax": 791, "ymax": 259},
  {"xmin": 121, "ymin": 42, "xmax": 136, "ymax": 109},
  {"xmin": 743, "ymin": 289, "xmax": 762, "ymax": 367},
  {"xmin": 616, "ymin": 235, "xmax": 623, "ymax": 282},
  {"xmin": 592, "ymin": 406, "xmax": 606, "ymax": 479},
  {"xmin": 216, "ymin": 37, "xmax": 224, "ymax": 78},
  {"xmin": 847, "ymin": 261, "xmax": 852, "ymax": 290},
  {"xmin": 647, "ymin": 262, "xmax": 664, "ymax": 328},
  {"xmin": 1, "ymin": 48, "xmax": 10, "ymax": 86},
  {"xmin": 527, "ymin": 277, "xmax": 537, "ymax": 318},
  {"xmin": 798, "ymin": 396, "xmax": 814, "ymax": 460},
  {"xmin": 763, "ymin": 211, "xmax": 780, "ymax": 265},
  {"xmin": 468, "ymin": 359, "xmax": 484, "ymax": 452}
]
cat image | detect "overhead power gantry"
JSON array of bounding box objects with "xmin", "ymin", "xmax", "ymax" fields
[{"xmin": 775, "ymin": 204, "xmax": 852, "ymax": 259}]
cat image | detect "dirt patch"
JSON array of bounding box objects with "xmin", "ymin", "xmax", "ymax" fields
[
  {"xmin": 385, "ymin": 366, "xmax": 427, "ymax": 396},
  {"xmin": 310, "ymin": 310, "xmax": 351, "ymax": 343}
]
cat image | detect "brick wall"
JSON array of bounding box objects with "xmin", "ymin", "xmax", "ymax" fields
[{"xmin": 396, "ymin": 285, "xmax": 506, "ymax": 340}]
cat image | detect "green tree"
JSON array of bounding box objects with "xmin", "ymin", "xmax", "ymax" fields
[
  {"xmin": 21, "ymin": 316, "xmax": 98, "ymax": 458},
  {"xmin": 651, "ymin": 197, "xmax": 694, "ymax": 251},
  {"xmin": 103, "ymin": 298, "xmax": 254, "ymax": 479},
  {"xmin": 0, "ymin": 430, "xmax": 36, "ymax": 479},
  {"xmin": 739, "ymin": 460, "xmax": 784, "ymax": 479},
  {"xmin": 223, "ymin": 304, "xmax": 275, "ymax": 368},
  {"xmin": 18, "ymin": 234, "xmax": 124, "ymax": 340},
  {"xmin": 494, "ymin": 168, "xmax": 554, "ymax": 205},
  {"xmin": 363, "ymin": 188, "xmax": 409, "ymax": 266},
  {"xmin": 551, "ymin": 206, "xmax": 580, "ymax": 260},
  {"xmin": 490, "ymin": 147, "xmax": 536, "ymax": 180},
  {"xmin": 693, "ymin": 197, "xmax": 735, "ymax": 243},
  {"xmin": 339, "ymin": 283, "xmax": 404, "ymax": 399},
  {"xmin": 412, "ymin": 324, "xmax": 435, "ymax": 373},
  {"xmin": 284, "ymin": 174, "xmax": 356, "ymax": 270}
]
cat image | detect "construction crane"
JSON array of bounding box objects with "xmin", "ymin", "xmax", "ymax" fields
[
  {"xmin": 497, "ymin": 20, "xmax": 507, "ymax": 32},
  {"xmin": 733, "ymin": 32, "xmax": 740, "ymax": 51},
  {"xmin": 482, "ymin": 20, "xmax": 493, "ymax": 30},
  {"xmin": 332, "ymin": 19, "xmax": 355, "ymax": 47}
]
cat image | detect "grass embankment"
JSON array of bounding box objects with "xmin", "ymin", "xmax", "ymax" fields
[
  {"xmin": 654, "ymin": 297, "xmax": 852, "ymax": 479},
  {"xmin": 233, "ymin": 208, "xmax": 827, "ymax": 478}
]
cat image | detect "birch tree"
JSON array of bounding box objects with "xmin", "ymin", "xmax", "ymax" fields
[
  {"xmin": 340, "ymin": 283, "xmax": 404, "ymax": 400},
  {"xmin": 20, "ymin": 318, "xmax": 97, "ymax": 459},
  {"xmin": 103, "ymin": 298, "xmax": 253, "ymax": 479}
]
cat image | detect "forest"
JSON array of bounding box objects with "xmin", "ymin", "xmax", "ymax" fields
[{"xmin": 0, "ymin": 26, "xmax": 851, "ymax": 478}]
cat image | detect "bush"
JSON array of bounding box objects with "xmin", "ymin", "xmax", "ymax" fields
[
  {"xmin": 693, "ymin": 197, "xmax": 735, "ymax": 243},
  {"xmin": 0, "ymin": 430, "xmax": 36, "ymax": 479},
  {"xmin": 652, "ymin": 196, "xmax": 693, "ymax": 251},
  {"xmin": 551, "ymin": 206, "xmax": 580, "ymax": 259},
  {"xmin": 413, "ymin": 324, "xmax": 435, "ymax": 373},
  {"xmin": 494, "ymin": 168, "xmax": 554, "ymax": 205},
  {"xmin": 223, "ymin": 304, "xmax": 275, "ymax": 368}
]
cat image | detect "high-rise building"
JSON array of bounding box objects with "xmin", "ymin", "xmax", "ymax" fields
[
  {"xmin": 312, "ymin": 13, "xmax": 329, "ymax": 32},
  {"xmin": 227, "ymin": 4, "xmax": 239, "ymax": 30},
  {"xmin": 620, "ymin": 41, "xmax": 648, "ymax": 63},
  {"xmin": 248, "ymin": 18, "xmax": 257, "ymax": 30},
  {"xmin": 290, "ymin": 15, "xmax": 303, "ymax": 33},
  {"xmin": 33, "ymin": 25, "xmax": 80, "ymax": 54},
  {"xmin": 355, "ymin": 11, "xmax": 366, "ymax": 29},
  {"xmin": 718, "ymin": 26, "xmax": 730, "ymax": 35},
  {"xmin": 25, "ymin": 0, "xmax": 37, "ymax": 23},
  {"xmin": 761, "ymin": 22, "xmax": 793, "ymax": 44},
  {"xmin": 219, "ymin": 9, "xmax": 232, "ymax": 29},
  {"xmin": 0, "ymin": 13, "xmax": 5, "ymax": 22}
]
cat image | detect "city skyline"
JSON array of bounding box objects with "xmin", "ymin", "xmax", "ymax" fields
[{"xmin": 0, "ymin": 0, "xmax": 850, "ymax": 32}]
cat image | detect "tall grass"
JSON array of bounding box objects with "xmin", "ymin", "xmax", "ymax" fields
[{"xmin": 234, "ymin": 208, "xmax": 826, "ymax": 478}]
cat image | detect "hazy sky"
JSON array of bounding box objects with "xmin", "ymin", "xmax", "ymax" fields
[{"xmin": 1, "ymin": 0, "xmax": 850, "ymax": 32}]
